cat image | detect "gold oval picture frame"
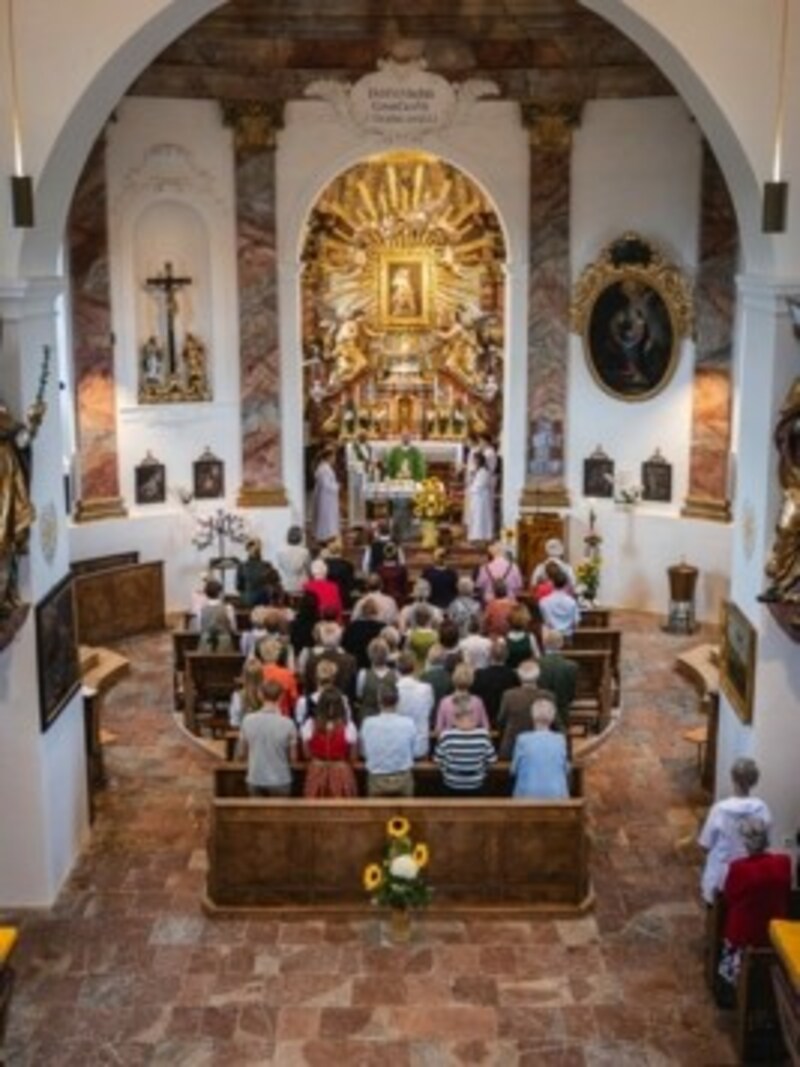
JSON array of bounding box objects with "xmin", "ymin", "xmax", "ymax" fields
[{"xmin": 571, "ymin": 233, "xmax": 693, "ymax": 403}]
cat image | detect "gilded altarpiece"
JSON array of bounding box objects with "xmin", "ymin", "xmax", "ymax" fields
[{"xmin": 300, "ymin": 151, "xmax": 506, "ymax": 447}]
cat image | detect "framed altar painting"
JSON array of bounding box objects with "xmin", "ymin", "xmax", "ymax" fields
[
  {"xmin": 379, "ymin": 251, "xmax": 431, "ymax": 329},
  {"xmin": 719, "ymin": 600, "xmax": 757, "ymax": 724},
  {"xmin": 36, "ymin": 573, "xmax": 81, "ymax": 732},
  {"xmin": 193, "ymin": 449, "xmax": 224, "ymax": 499},
  {"xmin": 570, "ymin": 233, "xmax": 693, "ymax": 403}
]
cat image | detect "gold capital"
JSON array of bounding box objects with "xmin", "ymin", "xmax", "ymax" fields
[
  {"xmin": 521, "ymin": 102, "xmax": 581, "ymax": 152},
  {"xmin": 221, "ymin": 100, "xmax": 284, "ymax": 153}
]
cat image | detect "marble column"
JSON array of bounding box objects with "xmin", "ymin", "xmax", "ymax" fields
[
  {"xmin": 682, "ymin": 143, "xmax": 738, "ymax": 521},
  {"xmin": 222, "ymin": 100, "xmax": 288, "ymax": 508},
  {"xmin": 69, "ymin": 137, "xmax": 127, "ymax": 521},
  {"xmin": 520, "ymin": 103, "xmax": 580, "ymax": 510}
]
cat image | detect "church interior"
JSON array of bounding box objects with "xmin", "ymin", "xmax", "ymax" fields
[{"xmin": 1, "ymin": 1, "xmax": 800, "ymax": 1063}]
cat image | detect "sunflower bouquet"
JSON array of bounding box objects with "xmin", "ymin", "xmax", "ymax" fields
[
  {"xmin": 412, "ymin": 478, "xmax": 448, "ymax": 521},
  {"xmin": 575, "ymin": 556, "xmax": 602, "ymax": 603},
  {"xmin": 363, "ymin": 816, "xmax": 432, "ymax": 910}
]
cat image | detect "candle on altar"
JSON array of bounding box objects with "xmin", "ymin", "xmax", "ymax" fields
[{"xmin": 433, "ymin": 376, "xmax": 439, "ymax": 404}]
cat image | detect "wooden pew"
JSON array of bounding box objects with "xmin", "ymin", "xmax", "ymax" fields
[
  {"xmin": 579, "ymin": 607, "xmax": 611, "ymax": 629},
  {"xmin": 568, "ymin": 628, "xmax": 622, "ymax": 706},
  {"xmin": 561, "ymin": 648, "xmax": 613, "ymax": 734},
  {"xmin": 206, "ymin": 765, "xmax": 590, "ymax": 917},
  {"xmin": 184, "ymin": 651, "xmax": 245, "ymax": 734},
  {"xmin": 172, "ymin": 630, "xmax": 200, "ymax": 709}
]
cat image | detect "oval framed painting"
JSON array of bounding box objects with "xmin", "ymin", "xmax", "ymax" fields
[
  {"xmin": 570, "ymin": 233, "xmax": 693, "ymax": 404},
  {"xmin": 585, "ymin": 275, "xmax": 677, "ymax": 401}
]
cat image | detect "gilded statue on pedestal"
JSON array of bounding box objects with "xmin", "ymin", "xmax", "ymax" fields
[
  {"xmin": 0, "ymin": 347, "xmax": 50, "ymax": 648},
  {"xmin": 764, "ymin": 376, "xmax": 800, "ymax": 601}
]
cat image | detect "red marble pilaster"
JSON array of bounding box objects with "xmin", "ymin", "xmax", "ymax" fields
[
  {"xmin": 683, "ymin": 143, "xmax": 738, "ymax": 521},
  {"xmin": 222, "ymin": 101, "xmax": 288, "ymax": 507},
  {"xmin": 521, "ymin": 104, "xmax": 580, "ymax": 509},
  {"xmin": 69, "ymin": 137, "xmax": 127, "ymax": 521}
]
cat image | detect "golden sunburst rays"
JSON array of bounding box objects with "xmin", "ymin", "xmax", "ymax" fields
[{"xmin": 304, "ymin": 152, "xmax": 504, "ymax": 336}]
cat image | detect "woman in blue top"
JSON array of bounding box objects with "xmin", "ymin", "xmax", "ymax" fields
[{"xmin": 511, "ymin": 697, "xmax": 570, "ymax": 799}]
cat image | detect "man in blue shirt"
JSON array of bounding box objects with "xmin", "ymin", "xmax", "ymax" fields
[
  {"xmin": 360, "ymin": 681, "xmax": 417, "ymax": 796},
  {"xmin": 538, "ymin": 567, "xmax": 581, "ymax": 636}
]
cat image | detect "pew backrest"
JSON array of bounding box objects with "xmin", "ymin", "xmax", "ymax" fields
[
  {"xmin": 560, "ymin": 648, "xmax": 612, "ymax": 732},
  {"xmin": 569, "ymin": 628, "xmax": 622, "ymax": 705},
  {"xmin": 184, "ymin": 651, "xmax": 245, "ymax": 733}
]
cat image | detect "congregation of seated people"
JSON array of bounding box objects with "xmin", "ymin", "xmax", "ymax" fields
[{"xmin": 187, "ymin": 528, "xmax": 591, "ymax": 801}]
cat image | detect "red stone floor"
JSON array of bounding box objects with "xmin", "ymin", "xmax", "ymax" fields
[{"xmin": 3, "ymin": 613, "xmax": 739, "ymax": 1065}]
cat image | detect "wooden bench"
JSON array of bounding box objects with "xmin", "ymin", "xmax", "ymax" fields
[
  {"xmin": 184, "ymin": 651, "xmax": 245, "ymax": 734},
  {"xmin": 579, "ymin": 607, "xmax": 611, "ymax": 629},
  {"xmin": 172, "ymin": 630, "xmax": 201, "ymax": 709},
  {"xmin": 561, "ymin": 648, "xmax": 613, "ymax": 734},
  {"xmin": 206, "ymin": 764, "xmax": 590, "ymax": 917},
  {"xmin": 675, "ymin": 643, "xmax": 720, "ymax": 791},
  {"xmin": 568, "ymin": 628, "xmax": 621, "ymax": 706}
]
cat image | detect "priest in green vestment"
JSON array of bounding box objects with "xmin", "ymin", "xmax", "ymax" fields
[
  {"xmin": 384, "ymin": 432, "xmax": 426, "ymax": 542},
  {"xmin": 385, "ymin": 432, "xmax": 426, "ymax": 481}
]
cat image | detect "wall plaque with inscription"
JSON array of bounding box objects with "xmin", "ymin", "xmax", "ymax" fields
[{"xmin": 306, "ymin": 59, "xmax": 498, "ymax": 143}]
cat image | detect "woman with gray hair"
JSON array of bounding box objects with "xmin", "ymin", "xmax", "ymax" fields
[
  {"xmin": 399, "ymin": 577, "xmax": 443, "ymax": 633},
  {"xmin": 510, "ymin": 696, "xmax": 570, "ymax": 799},
  {"xmin": 716, "ymin": 815, "xmax": 791, "ymax": 1000},
  {"xmin": 447, "ymin": 575, "xmax": 482, "ymax": 638},
  {"xmin": 698, "ymin": 757, "xmax": 772, "ymax": 905}
]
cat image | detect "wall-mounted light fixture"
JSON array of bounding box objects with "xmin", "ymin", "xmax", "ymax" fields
[
  {"xmin": 5, "ymin": 0, "xmax": 34, "ymax": 227},
  {"xmin": 763, "ymin": 0, "xmax": 790, "ymax": 233}
]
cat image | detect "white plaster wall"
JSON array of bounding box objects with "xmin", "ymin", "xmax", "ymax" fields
[
  {"xmin": 565, "ymin": 98, "xmax": 731, "ymax": 622},
  {"xmin": 107, "ymin": 95, "xmax": 241, "ymax": 423},
  {"xmin": 715, "ymin": 279, "xmax": 800, "ymax": 844},
  {"xmin": 0, "ymin": 285, "xmax": 88, "ymax": 907}
]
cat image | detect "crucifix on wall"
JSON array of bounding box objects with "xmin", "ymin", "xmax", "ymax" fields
[
  {"xmin": 145, "ymin": 261, "xmax": 192, "ymax": 376},
  {"xmin": 139, "ymin": 261, "xmax": 211, "ymax": 404}
]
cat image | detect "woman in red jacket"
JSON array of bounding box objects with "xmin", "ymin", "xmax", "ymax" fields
[{"xmin": 718, "ymin": 816, "xmax": 791, "ymax": 999}]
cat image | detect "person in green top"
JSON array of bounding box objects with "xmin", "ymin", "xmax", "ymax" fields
[
  {"xmin": 385, "ymin": 431, "xmax": 426, "ymax": 481},
  {"xmin": 384, "ymin": 432, "xmax": 426, "ymax": 541}
]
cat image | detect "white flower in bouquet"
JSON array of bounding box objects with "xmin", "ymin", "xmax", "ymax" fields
[{"xmin": 389, "ymin": 854, "xmax": 420, "ymax": 880}]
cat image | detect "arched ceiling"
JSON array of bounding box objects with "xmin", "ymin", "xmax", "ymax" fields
[{"xmin": 128, "ymin": 0, "xmax": 675, "ymax": 104}]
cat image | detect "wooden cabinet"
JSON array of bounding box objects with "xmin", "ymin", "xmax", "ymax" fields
[{"xmin": 517, "ymin": 513, "xmax": 567, "ymax": 584}]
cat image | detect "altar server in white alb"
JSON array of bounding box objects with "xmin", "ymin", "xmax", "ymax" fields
[
  {"xmin": 467, "ymin": 451, "xmax": 494, "ymax": 543},
  {"xmin": 313, "ymin": 446, "xmax": 341, "ymax": 543}
]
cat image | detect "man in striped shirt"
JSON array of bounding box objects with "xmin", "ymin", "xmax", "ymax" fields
[{"xmin": 433, "ymin": 695, "xmax": 497, "ymax": 796}]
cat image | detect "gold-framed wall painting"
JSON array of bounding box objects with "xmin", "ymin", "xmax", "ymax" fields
[
  {"xmin": 570, "ymin": 233, "xmax": 693, "ymax": 403},
  {"xmin": 719, "ymin": 599, "xmax": 757, "ymax": 725},
  {"xmin": 379, "ymin": 251, "xmax": 431, "ymax": 329}
]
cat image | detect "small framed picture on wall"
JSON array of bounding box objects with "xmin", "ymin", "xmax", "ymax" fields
[
  {"xmin": 193, "ymin": 447, "xmax": 225, "ymax": 500},
  {"xmin": 583, "ymin": 446, "xmax": 614, "ymax": 498},
  {"xmin": 641, "ymin": 449, "xmax": 672, "ymax": 502},
  {"xmin": 134, "ymin": 451, "xmax": 166, "ymax": 505}
]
